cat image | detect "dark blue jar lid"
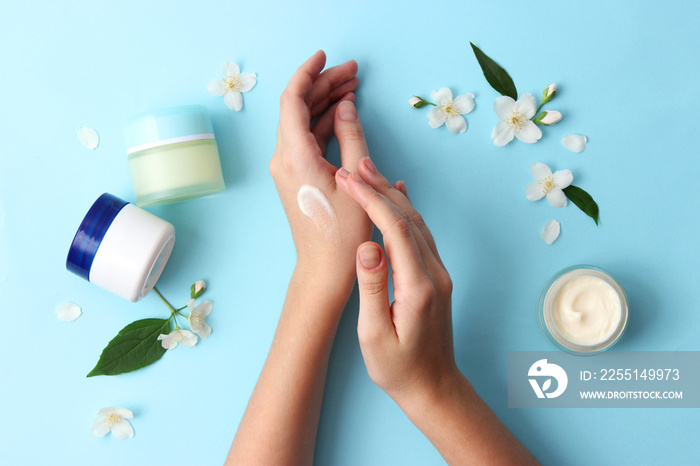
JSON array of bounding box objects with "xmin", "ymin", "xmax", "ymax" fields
[{"xmin": 66, "ymin": 193, "xmax": 129, "ymax": 281}]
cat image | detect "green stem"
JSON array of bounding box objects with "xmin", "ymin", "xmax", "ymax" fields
[
  {"xmin": 534, "ymin": 99, "xmax": 546, "ymax": 118},
  {"xmin": 153, "ymin": 286, "xmax": 177, "ymax": 313}
]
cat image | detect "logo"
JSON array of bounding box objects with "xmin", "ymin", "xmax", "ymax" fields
[{"xmin": 528, "ymin": 359, "xmax": 568, "ymax": 399}]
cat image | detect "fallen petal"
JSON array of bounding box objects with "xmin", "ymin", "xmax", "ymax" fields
[
  {"xmin": 77, "ymin": 126, "xmax": 99, "ymax": 150},
  {"xmin": 56, "ymin": 302, "xmax": 82, "ymax": 322},
  {"xmin": 562, "ymin": 134, "xmax": 587, "ymax": 153},
  {"xmin": 541, "ymin": 220, "xmax": 561, "ymax": 245}
]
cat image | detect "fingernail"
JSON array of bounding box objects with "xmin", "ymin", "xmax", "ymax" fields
[
  {"xmin": 396, "ymin": 180, "xmax": 406, "ymax": 194},
  {"xmin": 363, "ymin": 157, "xmax": 377, "ymax": 174},
  {"xmin": 351, "ymin": 172, "xmax": 367, "ymax": 185},
  {"xmin": 337, "ymin": 167, "xmax": 350, "ymax": 179},
  {"xmin": 359, "ymin": 244, "xmax": 381, "ymax": 269},
  {"xmin": 339, "ymin": 101, "xmax": 357, "ymax": 121}
]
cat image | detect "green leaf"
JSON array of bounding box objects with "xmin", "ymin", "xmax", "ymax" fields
[
  {"xmin": 470, "ymin": 42, "xmax": 518, "ymax": 100},
  {"xmin": 563, "ymin": 185, "xmax": 599, "ymax": 225},
  {"xmin": 87, "ymin": 318, "xmax": 171, "ymax": 377}
]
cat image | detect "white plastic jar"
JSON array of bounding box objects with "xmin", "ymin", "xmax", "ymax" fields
[{"xmin": 66, "ymin": 193, "xmax": 175, "ymax": 302}]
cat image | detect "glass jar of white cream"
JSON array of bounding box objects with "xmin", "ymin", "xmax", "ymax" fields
[{"xmin": 537, "ymin": 265, "xmax": 629, "ymax": 355}]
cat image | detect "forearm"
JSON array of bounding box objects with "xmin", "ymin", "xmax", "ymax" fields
[
  {"xmin": 399, "ymin": 373, "xmax": 539, "ymax": 466},
  {"xmin": 226, "ymin": 266, "xmax": 354, "ymax": 465}
]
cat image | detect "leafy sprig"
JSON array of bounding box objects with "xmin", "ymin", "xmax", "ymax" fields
[
  {"xmin": 470, "ymin": 42, "xmax": 600, "ymax": 225},
  {"xmin": 87, "ymin": 281, "xmax": 211, "ymax": 377}
]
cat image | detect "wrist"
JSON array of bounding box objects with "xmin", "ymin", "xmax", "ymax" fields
[
  {"xmin": 394, "ymin": 367, "xmax": 471, "ymax": 422},
  {"xmin": 295, "ymin": 256, "xmax": 356, "ymax": 293},
  {"xmin": 290, "ymin": 261, "xmax": 356, "ymax": 311}
]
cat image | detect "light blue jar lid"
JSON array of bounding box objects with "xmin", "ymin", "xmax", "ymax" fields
[{"xmin": 124, "ymin": 105, "xmax": 215, "ymax": 154}]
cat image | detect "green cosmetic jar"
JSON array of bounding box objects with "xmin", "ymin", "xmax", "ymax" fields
[{"xmin": 125, "ymin": 105, "xmax": 225, "ymax": 207}]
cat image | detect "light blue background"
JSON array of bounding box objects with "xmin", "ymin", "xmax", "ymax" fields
[{"xmin": 1, "ymin": 1, "xmax": 698, "ymax": 464}]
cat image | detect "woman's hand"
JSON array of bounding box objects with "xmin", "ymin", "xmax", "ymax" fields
[
  {"xmin": 336, "ymin": 157, "xmax": 459, "ymax": 404},
  {"xmin": 269, "ymin": 50, "xmax": 373, "ymax": 287},
  {"xmin": 337, "ymin": 159, "xmax": 539, "ymax": 465}
]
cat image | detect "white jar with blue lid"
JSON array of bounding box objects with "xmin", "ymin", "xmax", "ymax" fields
[
  {"xmin": 125, "ymin": 105, "xmax": 226, "ymax": 207},
  {"xmin": 66, "ymin": 193, "xmax": 176, "ymax": 302}
]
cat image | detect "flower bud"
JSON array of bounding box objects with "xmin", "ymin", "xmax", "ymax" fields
[
  {"xmin": 409, "ymin": 96, "xmax": 434, "ymax": 108},
  {"xmin": 191, "ymin": 280, "xmax": 206, "ymax": 299},
  {"xmin": 534, "ymin": 110, "xmax": 562, "ymax": 126},
  {"xmin": 541, "ymin": 83, "xmax": 556, "ymax": 105}
]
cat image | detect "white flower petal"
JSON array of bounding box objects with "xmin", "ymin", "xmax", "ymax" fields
[
  {"xmin": 77, "ymin": 126, "xmax": 99, "ymax": 150},
  {"xmin": 491, "ymin": 120, "xmax": 514, "ymax": 146},
  {"xmin": 541, "ymin": 220, "xmax": 561, "ymax": 245},
  {"xmin": 110, "ymin": 419, "xmax": 134, "ymax": 440},
  {"xmin": 514, "ymin": 120, "xmax": 542, "ymax": 143},
  {"xmin": 553, "ymin": 169, "xmax": 573, "ymax": 189},
  {"xmin": 56, "ymin": 302, "xmax": 81, "ymax": 322},
  {"xmin": 526, "ymin": 181, "xmax": 546, "ymax": 201},
  {"xmin": 238, "ymin": 72, "xmax": 257, "ymax": 93},
  {"xmin": 191, "ymin": 320, "xmax": 212, "ymax": 339},
  {"xmin": 224, "ymin": 91, "xmax": 243, "ymax": 111},
  {"xmin": 113, "ymin": 408, "xmax": 133, "ymax": 419},
  {"xmin": 97, "ymin": 408, "xmax": 115, "ymax": 416},
  {"xmin": 430, "ymin": 87, "xmax": 453, "ymax": 106},
  {"xmin": 562, "ymin": 134, "xmax": 587, "ymax": 153},
  {"xmin": 530, "ymin": 162, "xmax": 552, "ymax": 180},
  {"xmin": 546, "ymin": 188, "xmax": 568, "ymax": 208},
  {"xmin": 222, "ymin": 61, "xmax": 240, "ymax": 77},
  {"xmin": 206, "ymin": 78, "xmax": 226, "ymax": 97},
  {"xmin": 158, "ymin": 333, "xmax": 177, "ymax": 350},
  {"xmin": 453, "ymin": 93, "xmax": 475, "ymax": 115},
  {"xmin": 179, "ymin": 330, "xmax": 198, "ymax": 348},
  {"xmin": 426, "ymin": 107, "xmax": 446, "ymax": 128},
  {"xmin": 445, "ymin": 115, "xmax": 467, "ymax": 134},
  {"xmin": 197, "ymin": 301, "xmax": 213, "ymax": 318},
  {"xmin": 92, "ymin": 416, "xmax": 111, "ymax": 437},
  {"xmin": 186, "ymin": 299, "xmax": 195, "ymax": 312},
  {"xmin": 493, "ymin": 96, "xmax": 515, "ymax": 120},
  {"xmin": 514, "ymin": 93, "xmax": 537, "ymax": 119},
  {"xmin": 189, "ymin": 301, "xmax": 213, "ymax": 338}
]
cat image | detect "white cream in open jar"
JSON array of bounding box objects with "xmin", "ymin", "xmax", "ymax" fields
[{"xmin": 538, "ymin": 266, "xmax": 628, "ymax": 354}]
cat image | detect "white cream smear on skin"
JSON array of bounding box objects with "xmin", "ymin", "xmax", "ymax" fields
[
  {"xmin": 551, "ymin": 276, "xmax": 622, "ymax": 346},
  {"xmin": 297, "ymin": 184, "xmax": 336, "ymax": 236}
]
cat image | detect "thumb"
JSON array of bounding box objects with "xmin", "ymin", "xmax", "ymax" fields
[
  {"xmin": 356, "ymin": 242, "xmax": 393, "ymax": 340},
  {"xmin": 335, "ymin": 99, "xmax": 370, "ymax": 172}
]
